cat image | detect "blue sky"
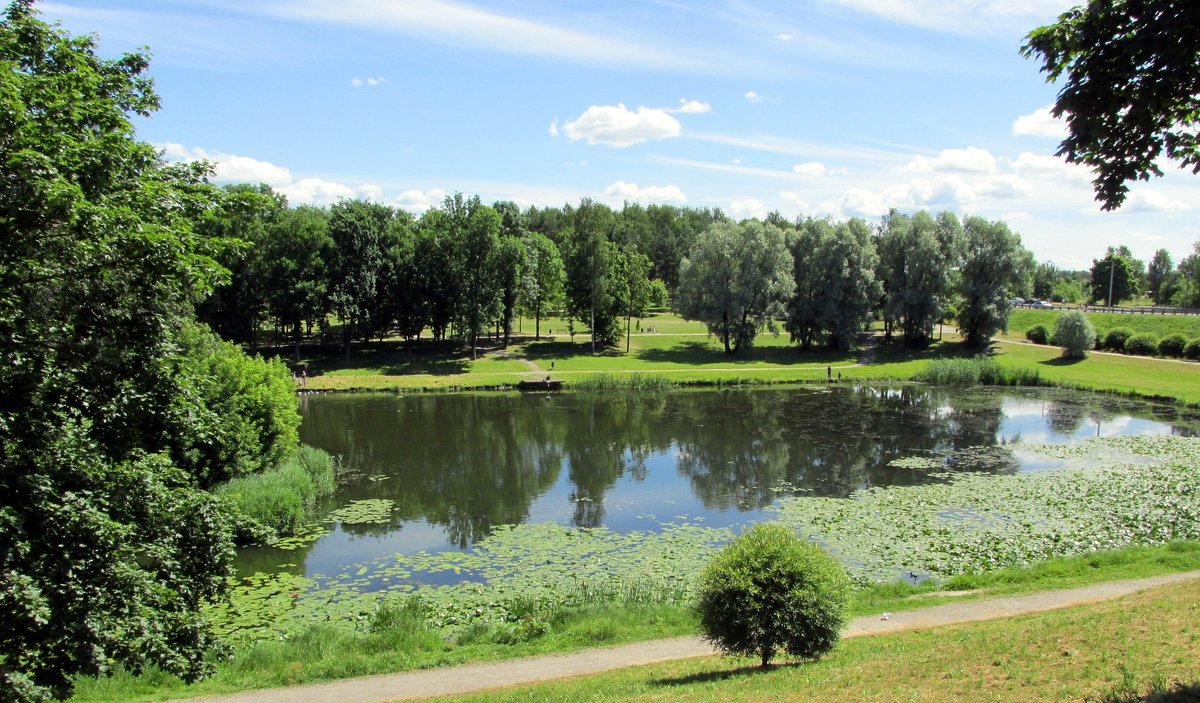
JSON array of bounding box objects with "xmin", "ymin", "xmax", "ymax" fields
[{"xmin": 41, "ymin": 0, "xmax": 1199, "ymax": 270}]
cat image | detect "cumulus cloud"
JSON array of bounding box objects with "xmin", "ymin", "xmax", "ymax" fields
[
  {"xmin": 831, "ymin": 172, "xmax": 1034, "ymax": 218},
  {"xmin": 393, "ymin": 188, "xmax": 449, "ymax": 214},
  {"xmin": 159, "ymin": 143, "xmax": 293, "ymax": 186},
  {"xmin": 1122, "ymin": 190, "xmax": 1191, "ymax": 214},
  {"xmin": 729, "ymin": 197, "xmax": 767, "ymax": 220},
  {"xmin": 670, "ymin": 98, "xmax": 711, "ymax": 114},
  {"xmin": 775, "ymin": 32, "xmax": 795, "ymax": 41},
  {"xmin": 560, "ymin": 103, "xmax": 682, "ymax": 147},
  {"xmin": 279, "ymin": 178, "xmax": 359, "ymax": 205},
  {"xmin": 793, "ymin": 161, "xmax": 827, "ymax": 176},
  {"xmin": 603, "ymin": 180, "xmax": 687, "ymax": 204},
  {"xmin": 1012, "ymin": 105, "xmax": 1068, "ymax": 138},
  {"xmin": 351, "ymin": 76, "xmax": 387, "ymax": 87},
  {"xmin": 901, "ymin": 147, "xmax": 996, "ymax": 174},
  {"xmin": 1009, "ymin": 152, "xmax": 1091, "ymax": 182},
  {"xmin": 779, "ymin": 190, "xmax": 809, "ymax": 211},
  {"xmin": 744, "ymin": 90, "xmax": 762, "ymax": 103},
  {"xmin": 548, "ymin": 119, "xmax": 559, "ymax": 137}
]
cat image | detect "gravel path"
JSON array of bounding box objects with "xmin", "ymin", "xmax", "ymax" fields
[{"xmin": 182, "ymin": 570, "xmax": 1200, "ymax": 703}]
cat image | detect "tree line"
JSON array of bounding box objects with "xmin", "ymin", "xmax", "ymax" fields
[{"xmin": 197, "ymin": 187, "xmax": 1045, "ymax": 357}]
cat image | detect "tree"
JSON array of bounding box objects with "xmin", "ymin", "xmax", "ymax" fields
[
  {"xmin": 261, "ymin": 205, "xmax": 333, "ymax": 359},
  {"xmin": 878, "ymin": 210, "xmax": 962, "ymax": 347},
  {"xmin": 957, "ymin": 217, "xmax": 1024, "ymax": 349},
  {"xmin": 563, "ymin": 200, "xmax": 622, "ymax": 352},
  {"xmin": 1089, "ymin": 250, "xmax": 1137, "ymax": 306},
  {"xmin": 517, "ymin": 232, "xmax": 565, "ymax": 340},
  {"xmin": 442, "ymin": 194, "xmax": 502, "ymax": 359},
  {"xmin": 616, "ymin": 247, "xmax": 653, "ymax": 353},
  {"xmin": 327, "ymin": 200, "xmax": 395, "ymax": 358},
  {"xmin": 1022, "ymin": 1, "xmax": 1200, "ymax": 210},
  {"xmin": 1032, "ymin": 261, "xmax": 1059, "ymax": 300},
  {"xmin": 695, "ymin": 523, "xmax": 850, "ymax": 668},
  {"xmin": 0, "ymin": 4, "xmax": 254, "ymax": 698},
  {"xmin": 1052, "ymin": 310, "xmax": 1096, "ymax": 359},
  {"xmin": 1147, "ymin": 248, "xmax": 1175, "ymax": 304},
  {"xmin": 677, "ymin": 221, "xmax": 793, "ymax": 354}
]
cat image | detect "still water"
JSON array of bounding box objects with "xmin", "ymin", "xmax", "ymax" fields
[{"xmin": 239, "ymin": 385, "xmax": 1199, "ymax": 578}]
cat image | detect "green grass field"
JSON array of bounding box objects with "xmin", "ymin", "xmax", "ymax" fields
[
  {"xmin": 300, "ymin": 313, "xmax": 1200, "ymax": 404},
  {"xmin": 1008, "ymin": 308, "xmax": 1200, "ymax": 341}
]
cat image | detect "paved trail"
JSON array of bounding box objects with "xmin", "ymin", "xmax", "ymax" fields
[{"xmin": 184, "ymin": 570, "xmax": 1200, "ymax": 703}]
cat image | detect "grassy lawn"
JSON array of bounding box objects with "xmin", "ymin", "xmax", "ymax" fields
[
  {"xmin": 299, "ymin": 312, "xmax": 1200, "ymax": 404},
  {"xmin": 1008, "ymin": 308, "xmax": 1200, "ymax": 340},
  {"xmin": 433, "ymin": 577, "xmax": 1200, "ymax": 703}
]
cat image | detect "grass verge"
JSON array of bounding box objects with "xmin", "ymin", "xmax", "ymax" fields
[{"xmin": 431, "ymin": 577, "xmax": 1200, "ymax": 703}]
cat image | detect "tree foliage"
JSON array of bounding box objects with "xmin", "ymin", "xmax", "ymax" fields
[
  {"xmin": 1022, "ymin": 0, "xmax": 1200, "ymax": 210},
  {"xmin": 878, "ymin": 210, "xmax": 962, "ymax": 347},
  {"xmin": 695, "ymin": 523, "xmax": 850, "ymax": 668},
  {"xmin": 786, "ymin": 218, "xmax": 881, "ymax": 350},
  {"xmin": 1089, "ymin": 251, "xmax": 1138, "ymax": 305},
  {"xmin": 0, "ymin": 3, "xmax": 270, "ymax": 698},
  {"xmin": 678, "ymin": 221, "xmax": 793, "ymax": 354},
  {"xmin": 957, "ymin": 217, "xmax": 1025, "ymax": 349},
  {"xmin": 1051, "ymin": 310, "xmax": 1096, "ymax": 359}
]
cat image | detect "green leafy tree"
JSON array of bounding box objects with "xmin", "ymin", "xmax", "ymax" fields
[
  {"xmin": 788, "ymin": 218, "xmax": 880, "ymax": 351},
  {"xmin": 1051, "ymin": 310, "xmax": 1096, "ymax": 359},
  {"xmin": 194, "ymin": 183, "xmax": 286, "ymax": 350},
  {"xmin": 678, "ymin": 221, "xmax": 793, "ymax": 354},
  {"xmin": 517, "ymin": 231, "xmax": 565, "ymax": 339},
  {"xmin": 1090, "ymin": 251, "xmax": 1137, "ymax": 306},
  {"xmin": 878, "ymin": 210, "xmax": 962, "ymax": 347},
  {"xmin": 261, "ymin": 205, "xmax": 333, "ymax": 359},
  {"xmin": 695, "ymin": 523, "xmax": 850, "ymax": 668},
  {"xmin": 616, "ymin": 247, "xmax": 653, "ymax": 353},
  {"xmin": 563, "ymin": 200, "xmax": 622, "ymax": 352},
  {"xmin": 1032, "ymin": 261, "xmax": 1059, "ymax": 300},
  {"xmin": 957, "ymin": 217, "xmax": 1024, "ymax": 349},
  {"xmin": 443, "ymin": 194, "xmax": 502, "ymax": 358},
  {"xmin": 414, "ymin": 213, "xmax": 458, "ymax": 342},
  {"xmin": 1022, "ymin": 0, "xmax": 1200, "ymax": 210},
  {"xmin": 327, "ymin": 199, "xmax": 396, "ymax": 357},
  {"xmin": 0, "ymin": 4, "xmax": 254, "ymax": 698},
  {"xmin": 1147, "ymin": 248, "xmax": 1175, "ymax": 304}
]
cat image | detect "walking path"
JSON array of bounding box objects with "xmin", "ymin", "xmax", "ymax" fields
[{"xmin": 185, "ymin": 570, "xmax": 1200, "ymax": 703}]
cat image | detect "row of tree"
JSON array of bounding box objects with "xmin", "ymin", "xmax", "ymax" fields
[{"xmin": 197, "ymin": 187, "xmax": 1044, "ymax": 356}]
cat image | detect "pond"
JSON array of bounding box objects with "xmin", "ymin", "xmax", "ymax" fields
[{"xmin": 236, "ymin": 385, "xmax": 1200, "ymax": 584}]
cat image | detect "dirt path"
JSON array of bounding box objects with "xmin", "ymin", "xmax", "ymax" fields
[{"xmin": 184, "ymin": 570, "xmax": 1199, "ymax": 703}]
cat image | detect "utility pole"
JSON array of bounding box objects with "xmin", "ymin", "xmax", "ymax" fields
[{"xmin": 1107, "ymin": 258, "xmax": 1115, "ymax": 308}]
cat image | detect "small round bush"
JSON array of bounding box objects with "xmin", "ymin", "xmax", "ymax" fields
[
  {"xmin": 1103, "ymin": 327, "xmax": 1133, "ymax": 351},
  {"xmin": 1025, "ymin": 324, "xmax": 1049, "ymax": 344},
  {"xmin": 1158, "ymin": 333, "xmax": 1187, "ymax": 358},
  {"xmin": 1124, "ymin": 333, "xmax": 1159, "ymax": 357},
  {"xmin": 695, "ymin": 522, "xmax": 850, "ymax": 668},
  {"xmin": 1051, "ymin": 311, "xmax": 1096, "ymax": 359},
  {"xmin": 1185, "ymin": 339, "xmax": 1200, "ymax": 361}
]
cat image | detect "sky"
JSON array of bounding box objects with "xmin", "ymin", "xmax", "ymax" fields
[{"xmin": 38, "ymin": 0, "xmax": 1200, "ymax": 271}]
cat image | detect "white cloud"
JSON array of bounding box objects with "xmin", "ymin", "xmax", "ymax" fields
[
  {"xmin": 1123, "ymin": 190, "xmax": 1191, "ymax": 214},
  {"xmin": 393, "ymin": 188, "xmax": 449, "ymax": 214},
  {"xmin": 729, "ymin": 197, "xmax": 768, "ymax": 220},
  {"xmin": 279, "ymin": 178, "xmax": 358, "ymax": 205},
  {"xmin": 901, "ymin": 147, "xmax": 996, "ymax": 174},
  {"xmin": 775, "ymin": 32, "xmax": 795, "ymax": 41},
  {"xmin": 670, "ymin": 98, "xmax": 711, "ymax": 114},
  {"xmin": 793, "ymin": 161, "xmax": 827, "ymax": 176},
  {"xmin": 560, "ymin": 103, "xmax": 681, "ymax": 147},
  {"xmin": 603, "ymin": 180, "xmax": 687, "ymax": 204},
  {"xmin": 1012, "ymin": 105, "xmax": 1068, "ymax": 138},
  {"xmin": 351, "ymin": 76, "xmax": 387, "ymax": 87},
  {"xmin": 159, "ymin": 143, "xmax": 292, "ymax": 186},
  {"xmin": 779, "ymin": 190, "xmax": 809, "ymax": 211},
  {"xmin": 548, "ymin": 119, "xmax": 559, "ymax": 137},
  {"xmin": 1010, "ymin": 152, "xmax": 1091, "ymax": 182},
  {"xmin": 744, "ymin": 90, "xmax": 762, "ymax": 103}
]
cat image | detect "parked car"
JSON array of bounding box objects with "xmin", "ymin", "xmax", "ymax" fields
[
  {"xmin": 1010, "ymin": 297, "xmax": 1025, "ymax": 306},
  {"xmin": 1031, "ymin": 300, "xmax": 1054, "ymax": 309}
]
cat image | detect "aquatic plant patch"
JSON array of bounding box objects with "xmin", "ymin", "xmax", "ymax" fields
[
  {"xmin": 326, "ymin": 498, "xmax": 396, "ymax": 525},
  {"xmin": 771, "ymin": 435, "xmax": 1200, "ymax": 585}
]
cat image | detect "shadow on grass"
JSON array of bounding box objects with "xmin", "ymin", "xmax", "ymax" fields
[
  {"xmin": 637, "ymin": 341, "xmax": 853, "ymax": 366},
  {"xmin": 1093, "ymin": 682, "xmax": 1200, "ymax": 703},
  {"xmin": 307, "ymin": 341, "xmax": 472, "ymax": 376},
  {"xmin": 1039, "ymin": 356, "xmax": 1087, "ymax": 367},
  {"xmin": 652, "ymin": 660, "xmax": 806, "ymax": 687}
]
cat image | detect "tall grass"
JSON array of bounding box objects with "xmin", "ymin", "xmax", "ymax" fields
[
  {"xmin": 572, "ymin": 373, "xmax": 676, "ymax": 392},
  {"xmin": 916, "ymin": 356, "xmax": 1041, "ymax": 387},
  {"xmin": 217, "ymin": 445, "xmax": 338, "ymax": 536}
]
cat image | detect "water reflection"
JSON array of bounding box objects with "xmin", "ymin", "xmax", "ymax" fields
[{"xmin": 259, "ymin": 386, "xmax": 1199, "ymax": 579}]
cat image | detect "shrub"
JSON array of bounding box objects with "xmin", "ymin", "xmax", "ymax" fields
[
  {"xmin": 1185, "ymin": 339, "xmax": 1200, "ymax": 360},
  {"xmin": 217, "ymin": 445, "xmax": 338, "ymax": 536},
  {"xmin": 915, "ymin": 357, "xmax": 1039, "ymax": 387},
  {"xmin": 1025, "ymin": 324, "xmax": 1049, "ymax": 344},
  {"xmin": 1051, "ymin": 311, "xmax": 1096, "ymax": 359},
  {"xmin": 1158, "ymin": 333, "xmax": 1187, "ymax": 358},
  {"xmin": 1124, "ymin": 333, "xmax": 1159, "ymax": 357},
  {"xmin": 695, "ymin": 523, "xmax": 850, "ymax": 668},
  {"xmin": 1103, "ymin": 327, "xmax": 1134, "ymax": 352}
]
